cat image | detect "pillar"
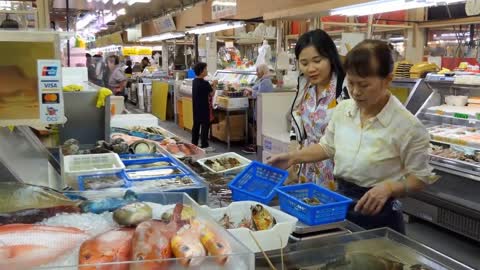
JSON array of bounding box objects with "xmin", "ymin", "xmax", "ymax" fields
[{"xmin": 405, "ymin": 8, "xmax": 426, "ymax": 63}]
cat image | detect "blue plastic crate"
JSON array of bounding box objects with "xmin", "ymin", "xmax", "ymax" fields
[
  {"xmin": 228, "ymin": 161, "xmax": 288, "ymax": 204},
  {"xmin": 77, "ymin": 172, "xmax": 130, "ymax": 191},
  {"xmin": 276, "ymin": 183, "xmax": 353, "ymax": 226}
]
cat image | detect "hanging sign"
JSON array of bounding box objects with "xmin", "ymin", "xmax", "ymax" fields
[
  {"xmin": 152, "ymin": 15, "xmax": 176, "ymax": 34},
  {"xmin": 37, "ymin": 60, "xmax": 65, "ymax": 124},
  {"xmin": 212, "ymin": 0, "xmax": 237, "ymax": 19}
]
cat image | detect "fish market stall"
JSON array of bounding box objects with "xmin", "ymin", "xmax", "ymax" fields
[{"xmin": 0, "ymin": 185, "xmax": 254, "ymax": 269}]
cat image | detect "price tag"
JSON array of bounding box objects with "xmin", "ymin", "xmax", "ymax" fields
[
  {"xmin": 476, "ymin": 113, "xmax": 480, "ymax": 120},
  {"xmin": 454, "ymin": 113, "xmax": 469, "ymax": 119},
  {"xmin": 435, "ymin": 110, "xmax": 444, "ymax": 115}
]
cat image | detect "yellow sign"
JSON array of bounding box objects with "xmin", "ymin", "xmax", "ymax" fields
[{"xmin": 122, "ymin": 46, "xmax": 152, "ymax": 56}]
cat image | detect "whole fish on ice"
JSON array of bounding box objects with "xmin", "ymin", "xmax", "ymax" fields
[
  {"xmin": 80, "ymin": 190, "xmax": 138, "ymax": 214},
  {"xmin": 79, "ymin": 228, "xmax": 135, "ymax": 270},
  {"xmin": 0, "ymin": 182, "xmax": 79, "ymax": 213},
  {"xmin": 131, "ymin": 204, "xmax": 186, "ymax": 270},
  {"xmin": 0, "ymin": 224, "xmax": 89, "ymax": 270},
  {"xmin": 0, "ymin": 205, "xmax": 80, "ymax": 225},
  {"xmin": 171, "ymin": 219, "xmax": 207, "ymax": 267}
]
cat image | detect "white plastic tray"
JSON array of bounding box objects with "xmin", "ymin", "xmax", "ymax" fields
[
  {"xmin": 197, "ymin": 152, "xmax": 251, "ymax": 174},
  {"xmin": 201, "ymin": 201, "xmax": 298, "ymax": 253},
  {"xmin": 63, "ymin": 153, "xmax": 125, "ymax": 188}
]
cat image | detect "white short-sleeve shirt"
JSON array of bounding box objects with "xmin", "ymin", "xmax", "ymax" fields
[{"xmin": 319, "ymin": 94, "xmax": 438, "ymax": 187}]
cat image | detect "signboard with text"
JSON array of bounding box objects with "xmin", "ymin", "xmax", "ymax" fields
[
  {"xmin": 152, "ymin": 15, "xmax": 176, "ymax": 34},
  {"xmin": 212, "ymin": 0, "xmax": 237, "ymax": 19}
]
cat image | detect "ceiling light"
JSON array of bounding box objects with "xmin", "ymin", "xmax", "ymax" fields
[
  {"xmin": 186, "ymin": 21, "xmax": 245, "ymax": 35},
  {"xmin": 212, "ymin": 0, "xmax": 237, "ymax": 6},
  {"xmin": 139, "ymin": 32, "xmax": 185, "ymax": 42},
  {"xmin": 330, "ymin": 0, "xmax": 464, "ymax": 16},
  {"xmin": 127, "ymin": 0, "xmax": 151, "ymax": 5},
  {"xmin": 76, "ymin": 13, "xmax": 96, "ymax": 30},
  {"xmin": 117, "ymin": 8, "xmax": 126, "ymax": 15}
]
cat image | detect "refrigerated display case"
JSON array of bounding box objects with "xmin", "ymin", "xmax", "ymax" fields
[{"xmin": 402, "ymin": 74, "xmax": 480, "ymax": 242}]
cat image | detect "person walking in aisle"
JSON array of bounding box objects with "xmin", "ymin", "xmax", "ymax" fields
[{"xmin": 191, "ymin": 62, "xmax": 216, "ymax": 152}]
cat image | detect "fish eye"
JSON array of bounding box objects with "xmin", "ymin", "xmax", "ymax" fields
[
  {"xmin": 216, "ymin": 242, "xmax": 224, "ymax": 249},
  {"xmin": 181, "ymin": 245, "xmax": 190, "ymax": 252}
]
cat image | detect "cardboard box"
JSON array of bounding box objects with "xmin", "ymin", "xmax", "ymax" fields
[
  {"xmin": 262, "ymin": 134, "xmax": 290, "ymax": 154},
  {"xmin": 216, "ymin": 96, "xmax": 249, "ymax": 109},
  {"xmin": 212, "ymin": 114, "xmax": 245, "ymax": 142}
]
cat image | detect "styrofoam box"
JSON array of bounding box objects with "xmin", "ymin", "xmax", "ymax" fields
[
  {"xmin": 217, "ymin": 96, "xmax": 249, "ymax": 109},
  {"xmin": 201, "ymin": 201, "xmax": 298, "ymax": 253},
  {"xmin": 197, "ymin": 152, "xmax": 251, "ymax": 174},
  {"xmin": 63, "ymin": 153, "xmax": 125, "ymax": 189},
  {"xmin": 262, "ymin": 133, "xmax": 290, "ymax": 154}
]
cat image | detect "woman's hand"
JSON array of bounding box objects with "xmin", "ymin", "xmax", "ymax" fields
[
  {"xmin": 354, "ymin": 183, "xmax": 393, "ymax": 216},
  {"xmin": 267, "ymin": 153, "xmax": 294, "ymax": 170}
]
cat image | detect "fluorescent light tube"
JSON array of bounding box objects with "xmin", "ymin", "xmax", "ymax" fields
[
  {"xmin": 330, "ymin": 0, "xmax": 465, "ymax": 16},
  {"xmin": 127, "ymin": 0, "xmax": 150, "ymax": 5},
  {"xmin": 139, "ymin": 32, "xmax": 185, "ymax": 42},
  {"xmin": 186, "ymin": 21, "xmax": 245, "ymax": 35}
]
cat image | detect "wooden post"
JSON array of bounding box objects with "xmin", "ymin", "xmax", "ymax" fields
[
  {"xmin": 36, "ymin": 0, "xmax": 50, "ymax": 30},
  {"xmin": 367, "ymin": 15, "xmax": 373, "ymax": 39},
  {"xmin": 405, "ymin": 8, "xmax": 426, "ymax": 63}
]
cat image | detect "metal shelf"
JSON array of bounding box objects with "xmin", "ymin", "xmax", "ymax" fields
[
  {"xmin": 424, "ymin": 112, "xmax": 480, "ymax": 123},
  {"xmin": 430, "ymin": 139, "xmax": 480, "ymax": 151}
]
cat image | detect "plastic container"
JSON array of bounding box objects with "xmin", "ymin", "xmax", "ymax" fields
[
  {"xmin": 55, "ymin": 191, "xmax": 254, "ymax": 270},
  {"xmin": 123, "ymin": 157, "xmax": 175, "ymax": 171},
  {"xmin": 276, "ymin": 183, "xmax": 353, "ymax": 226},
  {"xmin": 201, "ymin": 201, "xmax": 298, "ymax": 253},
  {"xmin": 63, "ymin": 153, "xmax": 125, "ymax": 189},
  {"xmin": 120, "ymin": 153, "xmax": 165, "ymax": 161},
  {"xmin": 197, "ymin": 152, "xmax": 251, "ymax": 174},
  {"xmin": 445, "ymin": 95, "xmax": 468, "ymax": 106},
  {"xmin": 77, "ymin": 172, "xmax": 130, "ymax": 191},
  {"xmin": 228, "ymin": 161, "xmax": 288, "ymax": 204},
  {"xmin": 125, "ymin": 166, "xmax": 188, "ymax": 181}
]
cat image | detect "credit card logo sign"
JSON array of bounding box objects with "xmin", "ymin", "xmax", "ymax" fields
[
  {"xmin": 41, "ymin": 81, "xmax": 59, "ymax": 89},
  {"xmin": 42, "ymin": 66, "xmax": 58, "ymax": 76}
]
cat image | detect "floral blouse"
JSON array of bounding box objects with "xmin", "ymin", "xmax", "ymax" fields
[{"xmin": 296, "ymin": 75, "xmax": 338, "ymax": 189}]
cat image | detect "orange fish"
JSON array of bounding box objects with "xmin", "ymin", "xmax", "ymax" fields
[
  {"xmin": 0, "ymin": 224, "xmax": 89, "ymax": 270},
  {"xmin": 78, "ymin": 228, "xmax": 135, "ymax": 270},
  {"xmin": 199, "ymin": 225, "xmax": 231, "ymax": 265},
  {"xmin": 178, "ymin": 144, "xmax": 193, "ymax": 156},
  {"xmin": 131, "ymin": 204, "xmax": 185, "ymax": 270},
  {"xmin": 166, "ymin": 144, "xmax": 180, "ymax": 154},
  {"xmin": 171, "ymin": 219, "xmax": 206, "ymax": 267}
]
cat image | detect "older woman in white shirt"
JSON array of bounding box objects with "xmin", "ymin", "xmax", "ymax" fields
[{"xmin": 269, "ymin": 40, "xmax": 438, "ymax": 233}]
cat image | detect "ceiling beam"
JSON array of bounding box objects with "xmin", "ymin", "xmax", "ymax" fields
[{"xmin": 418, "ymin": 16, "xmax": 480, "ymax": 28}]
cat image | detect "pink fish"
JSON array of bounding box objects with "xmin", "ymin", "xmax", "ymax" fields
[{"xmin": 0, "ymin": 224, "xmax": 89, "ymax": 270}]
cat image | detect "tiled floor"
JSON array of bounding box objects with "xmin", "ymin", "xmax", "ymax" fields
[{"xmin": 125, "ymin": 103, "xmax": 480, "ymax": 269}]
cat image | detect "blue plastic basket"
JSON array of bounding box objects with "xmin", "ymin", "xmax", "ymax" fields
[
  {"xmin": 228, "ymin": 161, "xmax": 288, "ymax": 204},
  {"xmin": 77, "ymin": 172, "xmax": 130, "ymax": 191},
  {"xmin": 276, "ymin": 183, "xmax": 353, "ymax": 226}
]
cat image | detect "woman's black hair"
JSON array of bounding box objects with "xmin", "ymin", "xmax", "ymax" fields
[
  {"xmin": 108, "ymin": 55, "xmax": 120, "ymax": 65},
  {"xmin": 193, "ymin": 62, "xmax": 207, "ymax": 76},
  {"xmin": 344, "ymin": 39, "xmax": 393, "ymax": 78},
  {"xmin": 295, "ymin": 29, "xmax": 346, "ymax": 98}
]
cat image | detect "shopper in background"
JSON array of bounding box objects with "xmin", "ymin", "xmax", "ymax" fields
[
  {"xmin": 242, "ymin": 64, "xmax": 274, "ymax": 154},
  {"xmin": 86, "ymin": 53, "xmax": 96, "ymax": 82},
  {"xmin": 93, "ymin": 54, "xmax": 105, "ymax": 87},
  {"xmin": 125, "ymin": 60, "xmax": 133, "ymax": 77},
  {"xmin": 269, "ymin": 40, "xmax": 438, "ymax": 233},
  {"xmin": 288, "ymin": 29, "xmax": 348, "ymax": 189},
  {"xmin": 141, "ymin": 57, "xmax": 150, "ymax": 72},
  {"xmin": 191, "ymin": 62, "xmax": 216, "ymax": 152},
  {"xmin": 106, "ymin": 55, "xmax": 127, "ymax": 98}
]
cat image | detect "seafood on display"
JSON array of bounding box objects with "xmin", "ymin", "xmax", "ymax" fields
[
  {"xmin": 251, "ymin": 204, "xmax": 276, "ymax": 231},
  {"xmin": 130, "ymin": 176, "xmax": 196, "ymax": 190},
  {"xmin": 217, "ymin": 204, "xmax": 276, "ymax": 231},
  {"xmin": 171, "ymin": 219, "xmax": 207, "ymax": 266},
  {"xmin": 0, "ymin": 206, "xmax": 80, "ymax": 225},
  {"xmin": 113, "ymin": 202, "xmax": 153, "ymax": 226},
  {"xmin": 78, "ymin": 228, "xmax": 135, "ymax": 270},
  {"xmin": 204, "ymin": 157, "xmax": 242, "ymax": 172},
  {"xmin": 302, "ymin": 197, "xmax": 322, "ymax": 206},
  {"xmin": 199, "ymin": 223, "xmax": 232, "ymax": 265},
  {"xmin": 0, "ymin": 182, "xmax": 79, "ymax": 213},
  {"xmin": 80, "ymin": 190, "xmax": 138, "ymax": 214},
  {"xmin": 130, "ymin": 140, "xmax": 157, "ymax": 154},
  {"xmin": 125, "ymin": 161, "xmax": 172, "ymax": 170},
  {"xmin": 82, "ymin": 175, "xmax": 126, "ymax": 190},
  {"xmin": 126, "ymin": 168, "xmax": 183, "ymax": 180},
  {"xmin": 160, "ymin": 141, "xmax": 203, "ymax": 158},
  {"xmin": 131, "ymin": 204, "xmax": 185, "ymax": 270},
  {"xmin": 0, "ymin": 224, "xmax": 89, "ymax": 270}
]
